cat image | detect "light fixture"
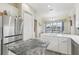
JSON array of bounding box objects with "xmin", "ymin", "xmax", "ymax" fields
[
  {"xmin": 48, "ymin": 5, "xmax": 51, "ymax": 8},
  {"xmin": 48, "ymin": 5, "xmax": 54, "ymax": 21},
  {"xmin": 48, "ymin": 5, "xmax": 53, "ymax": 11}
]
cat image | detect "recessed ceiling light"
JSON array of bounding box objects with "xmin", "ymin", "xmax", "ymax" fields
[
  {"xmin": 48, "ymin": 5, "xmax": 53, "ymax": 11},
  {"xmin": 48, "ymin": 5, "xmax": 51, "ymax": 8}
]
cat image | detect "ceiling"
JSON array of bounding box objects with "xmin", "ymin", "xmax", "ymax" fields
[{"xmin": 28, "ymin": 3, "xmax": 75, "ymax": 20}]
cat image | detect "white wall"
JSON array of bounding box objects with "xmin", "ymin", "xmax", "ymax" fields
[
  {"xmin": 75, "ymin": 4, "xmax": 79, "ymax": 34},
  {"xmin": 22, "ymin": 4, "xmax": 35, "ymax": 40},
  {"xmin": 75, "ymin": 4, "xmax": 79, "ymax": 28},
  {"xmin": 23, "ymin": 13, "xmax": 34, "ymax": 40},
  {"xmin": 22, "ymin": 4, "xmax": 35, "ymax": 16},
  {"xmin": 23, "ymin": 4, "xmax": 43, "ymax": 40},
  {"xmin": 63, "ymin": 19, "xmax": 71, "ymax": 34}
]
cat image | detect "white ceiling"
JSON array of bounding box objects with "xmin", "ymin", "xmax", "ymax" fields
[{"xmin": 28, "ymin": 3, "xmax": 75, "ymax": 20}]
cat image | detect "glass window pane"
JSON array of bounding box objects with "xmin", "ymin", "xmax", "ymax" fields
[{"xmin": 45, "ymin": 21, "xmax": 64, "ymax": 33}]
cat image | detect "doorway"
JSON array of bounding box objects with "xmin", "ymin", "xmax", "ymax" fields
[{"xmin": 34, "ymin": 20, "xmax": 37, "ymax": 38}]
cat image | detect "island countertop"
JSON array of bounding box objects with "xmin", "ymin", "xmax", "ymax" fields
[{"xmin": 41, "ymin": 33, "xmax": 79, "ymax": 45}]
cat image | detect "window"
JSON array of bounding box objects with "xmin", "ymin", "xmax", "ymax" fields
[{"xmin": 45, "ymin": 21, "xmax": 64, "ymax": 33}]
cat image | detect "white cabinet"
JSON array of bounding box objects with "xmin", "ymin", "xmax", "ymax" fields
[
  {"xmin": 58, "ymin": 38, "xmax": 68, "ymax": 54},
  {"xmin": 58, "ymin": 37, "xmax": 72, "ymax": 54},
  {"xmin": 50, "ymin": 37, "xmax": 58, "ymax": 52},
  {"xmin": 41, "ymin": 35, "xmax": 72, "ymax": 54},
  {"xmin": 67, "ymin": 38, "xmax": 72, "ymax": 54}
]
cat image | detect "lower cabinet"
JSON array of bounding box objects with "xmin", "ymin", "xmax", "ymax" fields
[
  {"xmin": 58, "ymin": 37, "xmax": 72, "ymax": 55},
  {"xmin": 50, "ymin": 38, "xmax": 59, "ymax": 52},
  {"xmin": 72, "ymin": 40, "xmax": 79, "ymax": 55},
  {"xmin": 47, "ymin": 36, "xmax": 72, "ymax": 55},
  {"xmin": 41, "ymin": 36, "xmax": 72, "ymax": 55},
  {"xmin": 58, "ymin": 38, "xmax": 68, "ymax": 54}
]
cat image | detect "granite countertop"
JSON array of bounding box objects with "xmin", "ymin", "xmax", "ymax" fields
[
  {"xmin": 8, "ymin": 39, "xmax": 48, "ymax": 55},
  {"xmin": 41, "ymin": 33, "xmax": 79, "ymax": 45}
]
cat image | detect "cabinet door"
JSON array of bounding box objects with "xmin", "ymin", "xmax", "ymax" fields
[
  {"xmin": 47, "ymin": 37, "xmax": 59, "ymax": 52},
  {"xmin": 67, "ymin": 39, "xmax": 72, "ymax": 55},
  {"xmin": 58, "ymin": 37, "xmax": 68, "ymax": 54},
  {"xmin": 51, "ymin": 38, "xmax": 59, "ymax": 52},
  {"xmin": 72, "ymin": 40, "xmax": 79, "ymax": 55}
]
